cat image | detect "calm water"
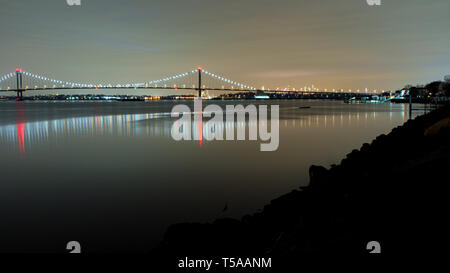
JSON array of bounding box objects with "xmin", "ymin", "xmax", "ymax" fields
[{"xmin": 0, "ymin": 100, "xmax": 425, "ymax": 253}]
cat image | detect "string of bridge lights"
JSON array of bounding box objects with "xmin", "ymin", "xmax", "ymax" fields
[
  {"xmin": 0, "ymin": 73, "xmax": 15, "ymax": 84},
  {"xmin": 144, "ymin": 71, "xmax": 196, "ymax": 87},
  {"xmin": 1, "ymin": 69, "xmax": 382, "ymax": 93},
  {"xmin": 21, "ymin": 70, "xmax": 200, "ymax": 88},
  {"xmin": 202, "ymin": 70, "xmax": 256, "ymax": 90},
  {"xmin": 0, "ymin": 69, "xmax": 257, "ymax": 91}
]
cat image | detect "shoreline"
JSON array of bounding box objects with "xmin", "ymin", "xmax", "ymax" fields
[
  {"xmin": 1, "ymin": 92, "xmax": 437, "ymax": 103},
  {"xmin": 156, "ymin": 103, "xmax": 450, "ymax": 256}
]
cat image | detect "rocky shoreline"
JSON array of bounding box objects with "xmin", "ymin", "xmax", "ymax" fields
[{"xmin": 157, "ymin": 103, "xmax": 449, "ymax": 257}]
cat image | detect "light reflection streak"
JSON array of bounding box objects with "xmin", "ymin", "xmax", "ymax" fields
[{"xmin": 0, "ymin": 109, "xmax": 417, "ymax": 152}]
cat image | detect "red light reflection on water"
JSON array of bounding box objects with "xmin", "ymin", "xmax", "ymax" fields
[
  {"xmin": 16, "ymin": 103, "xmax": 26, "ymax": 155},
  {"xmin": 96, "ymin": 116, "xmax": 100, "ymax": 131},
  {"xmin": 17, "ymin": 123, "xmax": 25, "ymax": 154},
  {"xmin": 198, "ymin": 116, "xmax": 203, "ymax": 147},
  {"xmin": 194, "ymin": 98, "xmax": 203, "ymax": 148}
]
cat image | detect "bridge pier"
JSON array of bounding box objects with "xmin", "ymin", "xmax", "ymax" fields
[
  {"xmin": 16, "ymin": 69, "xmax": 23, "ymax": 100},
  {"xmin": 198, "ymin": 66, "xmax": 202, "ymax": 98}
]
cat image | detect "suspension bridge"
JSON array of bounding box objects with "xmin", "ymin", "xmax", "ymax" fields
[{"xmin": 0, "ymin": 66, "xmax": 376, "ymax": 100}]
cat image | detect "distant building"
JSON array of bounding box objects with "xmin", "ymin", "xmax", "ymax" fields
[
  {"xmin": 410, "ymin": 86, "xmax": 429, "ymax": 98},
  {"xmin": 395, "ymin": 86, "xmax": 429, "ymax": 99}
]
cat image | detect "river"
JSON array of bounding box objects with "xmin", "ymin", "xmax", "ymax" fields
[{"xmin": 0, "ymin": 99, "xmax": 426, "ymax": 253}]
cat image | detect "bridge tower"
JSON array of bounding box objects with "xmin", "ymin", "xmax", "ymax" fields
[
  {"xmin": 15, "ymin": 68, "xmax": 23, "ymax": 100},
  {"xmin": 197, "ymin": 66, "xmax": 202, "ymax": 98}
]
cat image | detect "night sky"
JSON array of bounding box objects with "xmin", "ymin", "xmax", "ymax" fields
[{"xmin": 0, "ymin": 0, "xmax": 449, "ymax": 92}]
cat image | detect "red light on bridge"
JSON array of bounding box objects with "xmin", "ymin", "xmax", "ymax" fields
[
  {"xmin": 16, "ymin": 68, "xmax": 23, "ymax": 73},
  {"xmin": 197, "ymin": 66, "xmax": 203, "ymax": 71}
]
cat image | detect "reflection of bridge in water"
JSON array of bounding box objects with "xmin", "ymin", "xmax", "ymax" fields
[
  {"xmin": 0, "ymin": 108, "xmax": 408, "ymax": 154},
  {"xmin": 0, "ymin": 113, "xmax": 171, "ymax": 150},
  {"xmin": 0, "ymin": 113, "xmax": 256, "ymax": 150}
]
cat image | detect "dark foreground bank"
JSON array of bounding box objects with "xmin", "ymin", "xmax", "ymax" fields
[{"xmin": 155, "ymin": 104, "xmax": 449, "ymax": 260}]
